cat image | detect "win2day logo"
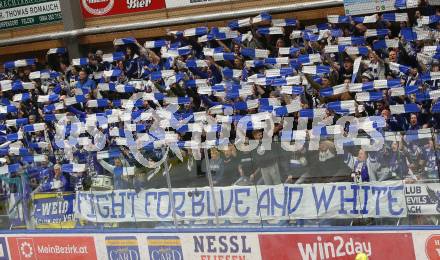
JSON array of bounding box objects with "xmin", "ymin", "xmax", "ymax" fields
[
  {"xmin": 105, "ymin": 236, "xmax": 140, "ymax": 260},
  {"xmin": 147, "ymin": 236, "xmax": 183, "ymax": 260}
]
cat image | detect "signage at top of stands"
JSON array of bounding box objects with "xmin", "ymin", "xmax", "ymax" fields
[
  {"xmin": 0, "ymin": 0, "xmax": 62, "ymax": 30},
  {"xmin": 80, "ymin": 0, "xmax": 166, "ymax": 18},
  {"xmin": 165, "ymin": 0, "xmax": 231, "ymax": 9}
]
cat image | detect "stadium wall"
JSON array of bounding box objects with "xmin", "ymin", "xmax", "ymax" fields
[
  {"xmin": 0, "ymin": 0, "xmax": 344, "ymax": 64},
  {"xmin": 0, "ymin": 227, "xmax": 438, "ymax": 259}
]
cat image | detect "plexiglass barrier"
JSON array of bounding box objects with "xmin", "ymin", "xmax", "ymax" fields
[{"xmin": 3, "ymin": 129, "xmax": 440, "ymax": 230}]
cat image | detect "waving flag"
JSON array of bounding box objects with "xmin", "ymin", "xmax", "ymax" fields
[
  {"xmin": 355, "ymin": 92, "xmax": 384, "ymax": 102},
  {"xmin": 299, "ymin": 108, "xmax": 327, "ymax": 118},
  {"xmin": 228, "ymin": 17, "xmax": 251, "ymax": 29},
  {"xmin": 278, "ymin": 47, "xmax": 300, "ymax": 55},
  {"xmin": 390, "ymin": 85, "xmax": 418, "ymax": 96},
  {"xmin": 13, "ymin": 93, "xmax": 31, "ymax": 102},
  {"xmin": 29, "ymin": 70, "xmax": 60, "ymax": 80},
  {"xmin": 98, "ymin": 83, "xmax": 136, "ymax": 93},
  {"xmin": 61, "ymin": 164, "xmax": 86, "ymax": 173},
  {"xmin": 37, "ymin": 94, "xmax": 59, "ymax": 103},
  {"xmin": 6, "ymin": 118, "xmax": 28, "ymax": 127},
  {"xmin": 23, "ymin": 123, "xmax": 46, "ymax": 132},
  {"xmin": 272, "ymin": 18, "xmax": 297, "ymax": 27},
  {"xmin": 103, "ymin": 69, "xmax": 123, "ymax": 78},
  {"xmin": 223, "ymin": 68, "xmax": 242, "ymax": 79},
  {"xmin": 373, "ymin": 39, "xmax": 399, "ymax": 50},
  {"xmin": 297, "ymin": 54, "xmax": 321, "ymax": 64},
  {"xmin": 352, "ymin": 15, "xmax": 377, "ymax": 24},
  {"xmin": 365, "ymin": 29, "xmax": 390, "ymax": 38},
  {"xmin": 0, "ymin": 105, "xmax": 18, "ymax": 114},
  {"xmin": 47, "ymin": 48, "xmax": 67, "ymax": 55},
  {"xmin": 382, "ymin": 13, "xmax": 408, "ymax": 22},
  {"xmin": 345, "ymin": 46, "xmax": 369, "ymax": 56},
  {"xmin": 213, "ymin": 52, "xmax": 235, "ymax": 61},
  {"xmin": 113, "ymin": 37, "xmax": 136, "ymax": 46},
  {"xmin": 389, "ymin": 62, "xmax": 410, "ymax": 74},
  {"xmin": 327, "ymin": 15, "xmax": 350, "ymax": 24},
  {"xmin": 102, "ymin": 52, "xmax": 125, "ymax": 63},
  {"xmin": 390, "ymin": 104, "xmax": 420, "ymax": 114},
  {"xmin": 4, "ymin": 59, "xmax": 36, "ymax": 69},
  {"xmin": 183, "ymin": 27, "xmax": 209, "ymax": 37},
  {"xmin": 337, "ymin": 36, "xmax": 366, "ymax": 45},
  {"xmin": 252, "ymin": 12, "xmax": 272, "ymax": 24},
  {"xmin": 401, "ymin": 28, "xmax": 430, "ymax": 41},
  {"xmin": 72, "ymin": 58, "xmax": 89, "ymax": 66},
  {"xmin": 302, "ymin": 65, "xmax": 330, "ymax": 75},
  {"xmin": 280, "ymin": 86, "xmax": 304, "ymax": 95},
  {"xmin": 0, "ymin": 164, "xmax": 20, "ymax": 175},
  {"xmin": 144, "ymin": 39, "xmax": 169, "ymax": 49},
  {"xmin": 257, "ymin": 27, "xmax": 284, "ymax": 35},
  {"xmin": 241, "ymin": 48, "xmax": 269, "ymax": 59},
  {"xmin": 320, "ymin": 84, "xmax": 348, "ymax": 97},
  {"xmin": 324, "ymin": 45, "xmax": 347, "ymax": 53}
]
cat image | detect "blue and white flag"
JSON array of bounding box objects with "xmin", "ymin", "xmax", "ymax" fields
[
  {"xmin": 352, "ymin": 15, "xmax": 377, "ymax": 24},
  {"xmin": 29, "ymin": 70, "xmax": 60, "ymax": 80},
  {"xmin": 233, "ymin": 31, "xmax": 253, "ymax": 44},
  {"xmin": 272, "ymin": 18, "xmax": 297, "ymax": 27},
  {"xmin": 297, "ymin": 54, "xmax": 321, "ymax": 64},
  {"xmin": 320, "ymin": 84, "xmax": 348, "ymax": 97},
  {"xmin": 299, "ymin": 108, "xmax": 327, "ymax": 118},
  {"xmin": 164, "ymin": 97, "xmax": 191, "ymax": 105},
  {"xmin": 186, "ymin": 59, "xmax": 208, "ymax": 68},
  {"xmin": 302, "ymin": 65, "xmax": 330, "ymax": 75},
  {"xmin": 12, "ymin": 93, "xmax": 31, "ymax": 102},
  {"xmin": 265, "ymin": 68, "xmax": 294, "ymax": 77},
  {"xmin": 280, "ymin": 86, "xmax": 304, "ymax": 95},
  {"xmin": 223, "ymin": 68, "xmax": 242, "ymax": 79},
  {"xmin": 345, "ymin": 46, "xmax": 369, "ymax": 56},
  {"xmin": 324, "ymin": 45, "xmax": 348, "ymax": 53},
  {"xmin": 4, "ymin": 59, "xmax": 36, "ymax": 69},
  {"xmin": 72, "ymin": 58, "xmax": 89, "ymax": 66},
  {"xmin": 61, "ymin": 164, "xmax": 86, "ymax": 173},
  {"xmin": 421, "ymin": 72, "xmax": 440, "ymax": 81},
  {"xmin": 0, "ymin": 164, "xmax": 20, "ymax": 175},
  {"xmin": 213, "ymin": 52, "xmax": 235, "ymax": 61},
  {"xmin": 418, "ymin": 15, "xmax": 440, "ymax": 25},
  {"xmin": 355, "ymin": 92, "xmax": 384, "ymax": 102},
  {"xmin": 337, "ymin": 36, "xmax": 366, "ymax": 45},
  {"xmin": 87, "ymin": 99, "xmax": 110, "ymax": 108},
  {"xmin": 37, "ymin": 94, "xmax": 59, "ymax": 103},
  {"xmin": 6, "ymin": 118, "xmax": 28, "ymax": 127},
  {"xmin": 0, "ymin": 80, "xmax": 34, "ymax": 91},
  {"xmin": 102, "ymin": 52, "xmax": 125, "ymax": 63},
  {"xmin": 257, "ymin": 27, "xmax": 284, "ymax": 35},
  {"xmin": 389, "ymin": 104, "xmax": 420, "ymax": 114},
  {"xmin": 183, "ymin": 27, "xmax": 209, "ymax": 37},
  {"xmin": 327, "ymin": 15, "xmax": 350, "ymax": 24},
  {"xmin": 278, "ymin": 47, "xmax": 300, "ymax": 55},
  {"xmin": 264, "ymin": 57, "xmax": 290, "ymax": 65},
  {"xmin": 241, "ymin": 48, "xmax": 270, "ymax": 58},
  {"xmin": 389, "ymin": 62, "xmax": 410, "ymax": 74},
  {"xmin": 97, "ymin": 150, "xmax": 122, "ymax": 160},
  {"xmin": 390, "ymin": 85, "xmax": 418, "ymax": 96},
  {"xmin": 382, "ymin": 13, "xmax": 408, "ymax": 22},
  {"xmin": 395, "ymin": 0, "xmax": 419, "ymax": 9},
  {"xmin": 163, "ymin": 46, "xmax": 192, "ymax": 57},
  {"xmin": 252, "ymin": 12, "xmax": 272, "ymax": 24},
  {"xmin": 401, "ymin": 28, "xmax": 430, "ymax": 41},
  {"xmin": 144, "ymin": 39, "xmax": 169, "ymax": 49},
  {"xmin": 373, "ymin": 39, "xmax": 399, "ymax": 50},
  {"xmin": 47, "ymin": 48, "xmax": 67, "ymax": 55},
  {"xmin": 365, "ymin": 29, "xmax": 390, "ymax": 38},
  {"xmin": 228, "ymin": 17, "xmax": 251, "ymax": 29},
  {"xmin": 103, "ymin": 69, "xmax": 123, "ymax": 78},
  {"xmin": 64, "ymin": 95, "xmax": 86, "ymax": 106},
  {"xmin": 0, "ymin": 105, "xmax": 18, "ymax": 114},
  {"xmin": 113, "ymin": 37, "xmax": 136, "ymax": 46},
  {"xmin": 150, "ymin": 70, "xmax": 175, "ymax": 81},
  {"xmin": 98, "ymin": 83, "xmax": 136, "ymax": 93},
  {"xmin": 23, "ymin": 123, "xmax": 46, "ymax": 132}
]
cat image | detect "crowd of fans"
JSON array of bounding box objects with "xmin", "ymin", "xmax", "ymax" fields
[{"xmin": 0, "ymin": 3, "xmax": 440, "ymax": 199}]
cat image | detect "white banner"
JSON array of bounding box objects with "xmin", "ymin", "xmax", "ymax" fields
[
  {"xmin": 165, "ymin": 0, "xmax": 230, "ymax": 8},
  {"xmin": 75, "ymin": 182, "xmax": 407, "ymax": 223},
  {"xmin": 405, "ymin": 183, "xmax": 440, "ymax": 215}
]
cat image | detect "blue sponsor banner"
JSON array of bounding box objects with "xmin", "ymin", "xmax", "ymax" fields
[
  {"xmin": 32, "ymin": 193, "xmax": 75, "ymax": 228},
  {"xmin": 105, "ymin": 236, "xmax": 140, "ymax": 260},
  {"xmin": 75, "ymin": 182, "xmax": 407, "ymax": 223},
  {"xmin": 147, "ymin": 236, "xmax": 183, "ymax": 260}
]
